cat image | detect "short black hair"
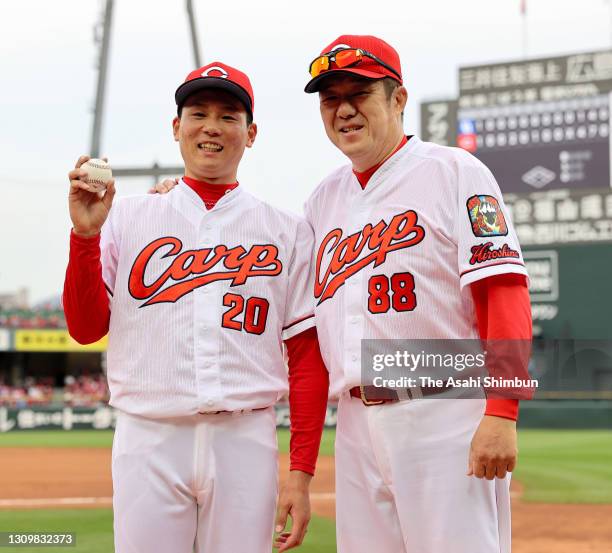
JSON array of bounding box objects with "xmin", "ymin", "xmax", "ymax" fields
[
  {"xmin": 381, "ymin": 77, "xmax": 401, "ymax": 100},
  {"xmin": 381, "ymin": 77, "xmax": 404, "ymax": 122},
  {"xmin": 177, "ymin": 103, "xmax": 253, "ymax": 126}
]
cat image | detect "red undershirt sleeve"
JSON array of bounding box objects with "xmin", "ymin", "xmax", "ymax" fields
[
  {"xmin": 62, "ymin": 230, "xmax": 111, "ymax": 344},
  {"xmin": 284, "ymin": 326, "xmax": 330, "ymax": 475},
  {"xmin": 470, "ymin": 273, "xmax": 532, "ymax": 421}
]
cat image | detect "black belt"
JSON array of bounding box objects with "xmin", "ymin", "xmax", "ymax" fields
[{"xmin": 349, "ymin": 384, "xmax": 450, "ymax": 406}]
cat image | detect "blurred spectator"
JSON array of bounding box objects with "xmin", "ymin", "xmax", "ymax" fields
[
  {"xmin": 0, "ymin": 374, "xmax": 108, "ymax": 407},
  {"xmin": 63, "ymin": 373, "xmax": 109, "ymax": 407},
  {"xmin": 0, "ymin": 308, "xmax": 66, "ymax": 329}
]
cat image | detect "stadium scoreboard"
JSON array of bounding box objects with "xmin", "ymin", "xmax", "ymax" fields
[{"xmin": 422, "ymin": 50, "xmax": 612, "ymax": 194}]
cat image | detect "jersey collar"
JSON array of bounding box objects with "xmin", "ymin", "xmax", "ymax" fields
[
  {"xmin": 177, "ymin": 178, "xmax": 244, "ymax": 213},
  {"xmin": 352, "ymin": 135, "xmax": 421, "ymax": 193}
]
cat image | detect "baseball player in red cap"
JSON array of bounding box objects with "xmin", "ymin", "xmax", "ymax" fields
[
  {"xmin": 63, "ymin": 61, "xmax": 329, "ymax": 552},
  {"xmin": 302, "ymin": 35, "xmax": 532, "ymax": 552}
]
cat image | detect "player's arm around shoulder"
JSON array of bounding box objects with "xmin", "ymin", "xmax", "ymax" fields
[{"xmin": 149, "ymin": 177, "xmax": 179, "ymax": 194}]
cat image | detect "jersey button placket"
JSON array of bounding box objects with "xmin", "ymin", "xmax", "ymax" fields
[
  {"xmin": 195, "ymin": 220, "xmax": 222, "ymax": 412},
  {"xmin": 344, "ymin": 201, "xmax": 368, "ymax": 383}
]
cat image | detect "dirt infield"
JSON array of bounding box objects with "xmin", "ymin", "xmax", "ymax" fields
[{"xmin": 1, "ymin": 447, "xmax": 611, "ymax": 552}]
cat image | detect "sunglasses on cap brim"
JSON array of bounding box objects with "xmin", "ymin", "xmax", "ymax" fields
[{"xmin": 309, "ymin": 48, "xmax": 401, "ymax": 81}]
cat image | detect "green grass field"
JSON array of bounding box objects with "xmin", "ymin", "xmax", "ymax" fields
[
  {"xmin": 0, "ymin": 428, "xmax": 610, "ymax": 552},
  {"xmin": 0, "ymin": 428, "xmax": 337, "ymax": 456},
  {"xmin": 0, "ymin": 510, "xmax": 113, "ymax": 553},
  {"xmin": 514, "ymin": 430, "xmax": 612, "ymax": 503},
  {"xmin": 0, "ymin": 509, "xmax": 337, "ymax": 553},
  {"xmin": 0, "ymin": 430, "xmax": 114, "ymax": 448}
]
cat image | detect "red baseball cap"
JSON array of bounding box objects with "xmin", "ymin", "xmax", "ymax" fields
[
  {"xmin": 175, "ymin": 61, "xmax": 254, "ymax": 117},
  {"xmin": 304, "ymin": 35, "xmax": 403, "ymax": 93}
]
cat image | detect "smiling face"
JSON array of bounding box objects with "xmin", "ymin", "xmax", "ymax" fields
[
  {"xmin": 173, "ymin": 89, "xmax": 257, "ymax": 183},
  {"xmin": 318, "ymin": 75, "xmax": 407, "ymax": 172}
]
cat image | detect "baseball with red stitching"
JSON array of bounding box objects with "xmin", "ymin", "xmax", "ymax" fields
[{"xmin": 81, "ymin": 158, "xmax": 112, "ymax": 193}]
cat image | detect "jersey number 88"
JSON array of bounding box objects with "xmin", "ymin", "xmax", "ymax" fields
[{"xmin": 368, "ymin": 272, "xmax": 417, "ymax": 314}]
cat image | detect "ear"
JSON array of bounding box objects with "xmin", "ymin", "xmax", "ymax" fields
[
  {"xmin": 172, "ymin": 116, "xmax": 180, "ymax": 142},
  {"xmin": 394, "ymin": 86, "xmax": 408, "ymax": 115},
  {"xmin": 246, "ymin": 122, "xmax": 258, "ymax": 148}
]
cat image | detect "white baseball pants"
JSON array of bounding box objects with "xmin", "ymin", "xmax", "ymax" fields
[
  {"xmin": 335, "ymin": 394, "xmax": 511, "ymax": 553},
  {"xmin": 112, "ymin": 408, "xmax": 278, "ymax": 553}
]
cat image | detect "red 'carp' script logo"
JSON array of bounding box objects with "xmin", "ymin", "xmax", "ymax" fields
[
  {"xmin": 315, "ymin": 210, "xmax": 425, "ymax": 304},
  {"xmin": 129, "ymin": 237, "xmax": 282, "ymax": 307}
]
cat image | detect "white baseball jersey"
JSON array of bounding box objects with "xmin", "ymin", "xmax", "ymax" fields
[
  {"xmin": 100, "ymin": 181, "xmax": 315, "ymax": 417},
  {"xmin": 304, "ymin": 135, "xmax": 528, "ymax": 398}
]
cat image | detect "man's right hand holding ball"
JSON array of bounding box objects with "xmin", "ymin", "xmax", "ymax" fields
[{"xmin": 68, "ymin": 155, "xmax": 116, "ymax": 237}]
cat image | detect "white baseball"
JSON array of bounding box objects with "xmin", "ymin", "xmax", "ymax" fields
[{"xmin": 82, "ymin": 158, "xmax": 113, "ymax": 193}]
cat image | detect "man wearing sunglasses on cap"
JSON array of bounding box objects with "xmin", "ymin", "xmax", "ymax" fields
[
  {"xmin": 302, "ymin": 35, "xmax": 532, "ymax": 552},
  {"xmin": 63, "ymin": 61, "xmax": 329, "ymax": 553}
]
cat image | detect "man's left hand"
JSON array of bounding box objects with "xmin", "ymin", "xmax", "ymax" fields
[
  {"xmin": 467, "ymin": 415, "xmax": 517, "ymax": 480},
  {"xmin": 274, "ymin": 470, "xmax": 312, "ymax": 551}
]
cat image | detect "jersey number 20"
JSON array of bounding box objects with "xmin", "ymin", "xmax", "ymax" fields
[
  {"xmin": 222, "ymin": 293, "xmax": 270, "ymax": 335},
  {"xmin": 368, "ymin": 272, "xmax": 417, "ymax": 314}
]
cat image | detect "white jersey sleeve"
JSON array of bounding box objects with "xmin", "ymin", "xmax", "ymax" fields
[
  {"xmin": 281, "ymin": 218, "xmax": 316, "ymax": 340},
  {"xmin": 455, "ymin": 154, "xmax": 528, "ymax": 289},
  {"xmin": 99, "ymin": 200, "xmax": 121, "ymax": 302}
]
